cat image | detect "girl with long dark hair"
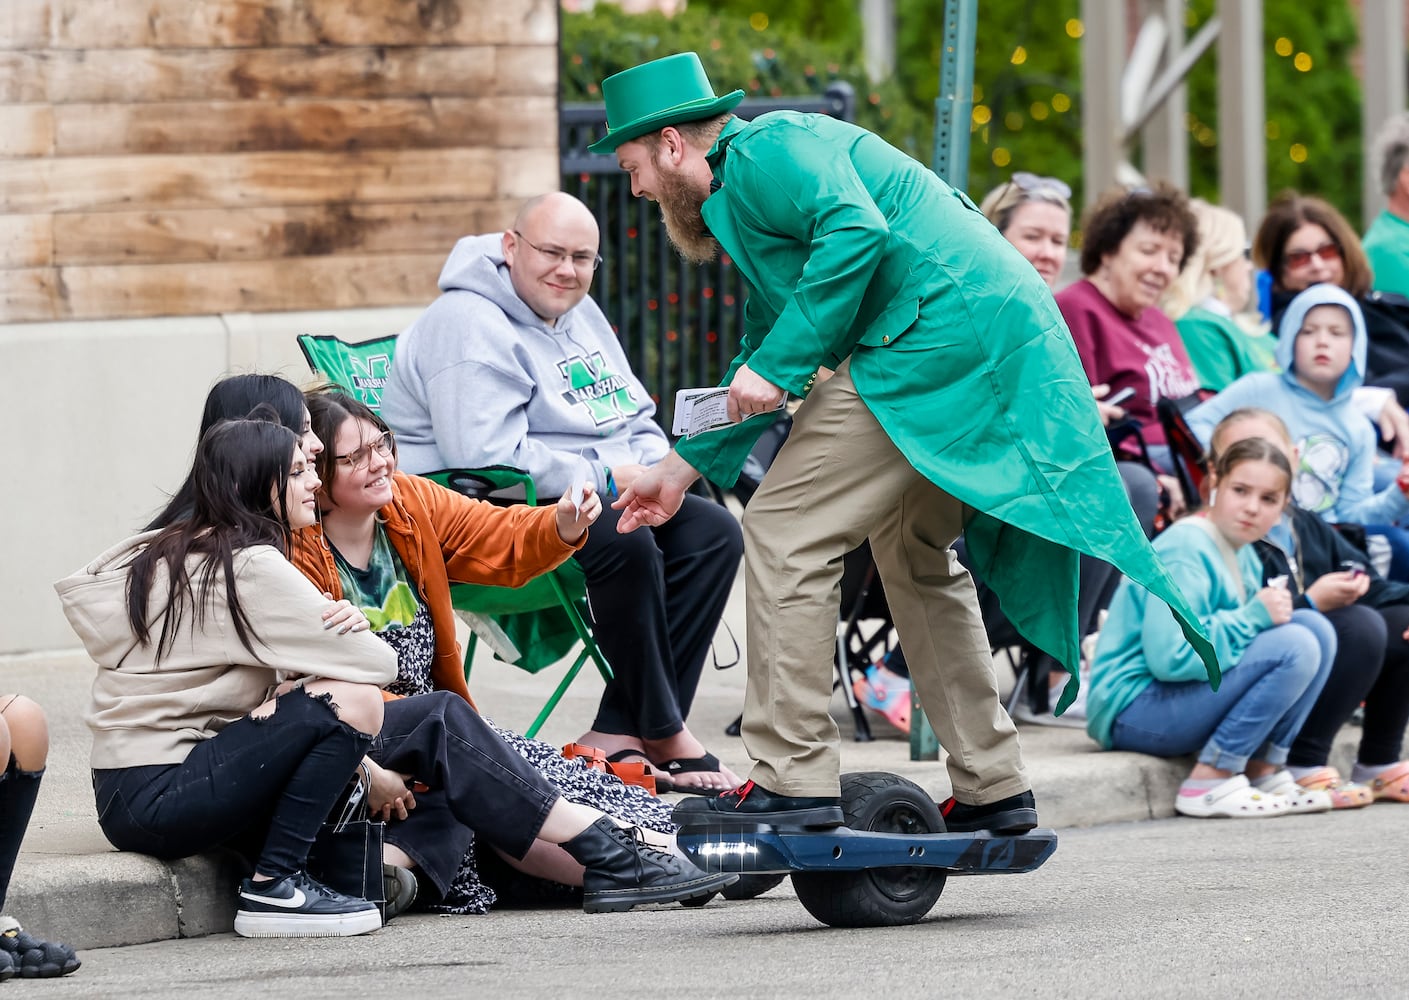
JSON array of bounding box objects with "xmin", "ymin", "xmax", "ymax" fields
[{"xmin": 59, "ymin": 415, "xmax": 394, "ymax": 937}]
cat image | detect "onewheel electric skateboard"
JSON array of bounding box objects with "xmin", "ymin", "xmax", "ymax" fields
[{"xmin": 676, "ymin": 771, "xmax": 1057, "ymax": 927}]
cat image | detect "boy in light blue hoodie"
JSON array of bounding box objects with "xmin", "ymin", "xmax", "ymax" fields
[{"xmin": 1188, "ymin": 283, "xmax": 1409, "ymax": 529}]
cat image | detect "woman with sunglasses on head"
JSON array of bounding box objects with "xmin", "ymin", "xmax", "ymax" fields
[
  {"xmin": 1163, "ymin": 199, "xmax": 1276, "ymax": 393},
  {"xmin": 979, "ymin": 172, "xmax": 1073, "ymax": 291}
]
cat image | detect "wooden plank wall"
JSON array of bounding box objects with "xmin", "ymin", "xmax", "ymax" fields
[{"xmin": 0, "ymin": 0, "xmax": 560, "ymax": 322}]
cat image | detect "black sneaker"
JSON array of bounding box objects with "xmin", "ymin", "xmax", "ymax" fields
[
  {"xmin": 0, "ymin": 916, "xmax": 80, "ymax": 978},
  {"xmin": 234, "ymin": 871, "xmax": 382, "ymax": 938},
  {"xmin": 673, "ymin": 780, "xmax": 845, "ymax": 829},
  {"xmin": 939, "ymin": 790, "xmax": 1038, "ymax": 834}
]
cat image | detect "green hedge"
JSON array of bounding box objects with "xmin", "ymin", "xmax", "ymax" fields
[{"xmin": 564, "ymin": 1, "xmax": 1366, "ymax": 222}]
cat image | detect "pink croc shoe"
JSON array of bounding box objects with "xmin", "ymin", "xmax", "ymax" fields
[
  {"xmin": 1368, "ymin": 760, "xmax": 1409, "ymax": 803},
  {"xmin": 1295, "ymin": 766, "xmax": 1373, "ymax": 809}
]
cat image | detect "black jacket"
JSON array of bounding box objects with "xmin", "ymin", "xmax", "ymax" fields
[{"xmin": 1254, "ymin": 506, "xmax": 1409, "ymax": 609}]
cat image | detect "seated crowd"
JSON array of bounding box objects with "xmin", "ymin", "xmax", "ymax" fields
[{"xmin": 12, "ymin": 113, "xmax": 1409, "ymax": 961}]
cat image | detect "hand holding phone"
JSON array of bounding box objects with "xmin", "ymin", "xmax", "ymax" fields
[{"xmin": 1104, "ymin": 386, "xmax": 1136, "ymax": 406}]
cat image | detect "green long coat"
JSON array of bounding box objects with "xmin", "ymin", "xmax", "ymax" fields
[{"xmin": 676, "ymin": 113, "xmax": 1219, "ymax": 708}]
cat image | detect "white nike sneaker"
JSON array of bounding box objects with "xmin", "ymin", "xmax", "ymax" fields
[{"xmin": 234, "ymin": 870, "xmax": 382, "ymax": 938}]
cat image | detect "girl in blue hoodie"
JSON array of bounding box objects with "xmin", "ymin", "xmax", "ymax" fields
[
  {"xmin": 1188, "ymin": 284, "xmax": 1409, "ymax": 574},
  {"xmin": 1086, "ymin": 436, "xmax": 1336, "ymax": 818}
]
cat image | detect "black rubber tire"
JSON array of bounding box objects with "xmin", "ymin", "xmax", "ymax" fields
[
  {"xmin": 790, "ymin": 772, "xmax": 947, "ymax": 928},
  {"xmin": 720, "ymin": 872, "xmax": 788, "ymax": 900}
]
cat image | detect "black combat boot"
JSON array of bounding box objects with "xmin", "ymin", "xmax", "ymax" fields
[{"xmin": 560, "ymin": 817, "xmax": 738, "ymax": 913}]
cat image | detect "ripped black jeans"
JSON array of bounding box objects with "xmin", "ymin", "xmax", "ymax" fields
[{"xmin": 92, "ymin": 687, "xmax": 372, "ymax": 880}]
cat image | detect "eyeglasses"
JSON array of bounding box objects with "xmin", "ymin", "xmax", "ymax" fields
[
  {"xmin": 334, "ymin": 431, "xmax": 394, "ymax": 470},
  {"xmin": 1010, "ymin": 172, "xmax": 1073, "ymax": 199},
  {"xmin": 1283, "ymin": 241, "xmax": 1341, "ymax": 270},
  {"xmin": 514, "ymin": 232, "xmax": 602, "ymax": 271}
]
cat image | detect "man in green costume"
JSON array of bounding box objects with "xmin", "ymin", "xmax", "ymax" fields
[{"xmin": 592, "ymin": 53, "xmax": 1219, "ymax": 832}]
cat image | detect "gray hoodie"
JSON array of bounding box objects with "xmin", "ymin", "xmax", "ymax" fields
[{"xmin": 382, "ymin": 234, "xmax": 670, "ymax": 497}]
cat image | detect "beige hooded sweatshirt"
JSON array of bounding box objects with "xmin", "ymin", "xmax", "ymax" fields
[{"xmin": 55, "ymin": 530, "xmax": 397, "ymax": 769}]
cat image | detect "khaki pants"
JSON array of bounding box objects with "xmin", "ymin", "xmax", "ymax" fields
[{"xmin": 740, "ymin": 359, "xmax": 1028, "ymax": 803}]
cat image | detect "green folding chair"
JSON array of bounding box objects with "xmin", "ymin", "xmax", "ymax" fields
[{"xmin": 297, "ymin": 333, "xmax": 614, "ymax": 738}]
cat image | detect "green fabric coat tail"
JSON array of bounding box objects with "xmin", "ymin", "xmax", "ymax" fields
[{"xmin": 675, "ymin": 113, "xmax": 1220, "ymax": 710}]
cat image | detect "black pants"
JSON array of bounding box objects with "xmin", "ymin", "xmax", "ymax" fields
[
  {"xmin": 1288, "ymin": 602, "xmax": 1409, "ymax": 767},
  {"xmin": 374, "ymin": 693, "xmax": 558, "ymax": 895},
  {"xmin": 577, "ymin": 494, "xmax": 743, "ymax": 739},
  {"xmin": 92, "ymin": 687, "xmax": 371, "ymax": 880}
]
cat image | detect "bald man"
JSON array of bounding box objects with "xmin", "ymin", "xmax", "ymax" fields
[{"xmin": 383, "ymin": 193, "xmax": 744, "ymax": 793}]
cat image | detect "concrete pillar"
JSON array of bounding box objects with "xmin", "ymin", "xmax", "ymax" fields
[
  {"xmin": 1217, "ymin": 0, "xmax": 1265, "ymax": 227},
  {"xmin": 861, "ymin": 0, "xmax": 896, "ymax": 84},
  {"xmin": 1140, "ymin": 0, "xmax": 1189, "ymax": 188},
  {"xmin": 1361, "ymin": 0, "xmax": 1407, "ymax": 227},
  {"xmin": 1082, "ymin": 0, "xmax": 1127, "ymax": 207}
]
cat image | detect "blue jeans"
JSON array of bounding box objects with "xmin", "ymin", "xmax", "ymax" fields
[{"xmin": 1111, "ymin": 610, "xmax": 1336, "ymax": 771}]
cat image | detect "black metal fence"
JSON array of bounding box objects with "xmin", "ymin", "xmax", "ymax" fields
[{"xmin": 559, "ymin": 83, "xmax": 856, "ymax": 431}]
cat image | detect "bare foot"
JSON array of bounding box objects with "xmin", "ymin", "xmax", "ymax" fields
[
  {"xmin": 642, "ymin": 727, "xmax": 742, "ymax": 793},
  {"xmin": 575, "ymin": 730, "xmax": 648, "ymax": 762}
]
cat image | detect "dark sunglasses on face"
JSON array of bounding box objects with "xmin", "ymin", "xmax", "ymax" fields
[{"xmin": 1284, "ymin": 241, "xmax": 1341, "ymax": 270}]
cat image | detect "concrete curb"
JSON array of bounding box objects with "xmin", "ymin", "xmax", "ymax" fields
[{"xmin": 10, "ymin": 726, "xmax": 1366, "ymax": 952}]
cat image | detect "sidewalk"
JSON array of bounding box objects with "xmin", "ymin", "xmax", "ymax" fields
[{"xmin": 2, "ymin": 565, "xmax": 1367, "ymax": 951}]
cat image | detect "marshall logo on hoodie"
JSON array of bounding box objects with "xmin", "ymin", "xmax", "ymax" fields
[{"xmin": 558, "ymin": 353, "xmax": 642, "ymax": 425}]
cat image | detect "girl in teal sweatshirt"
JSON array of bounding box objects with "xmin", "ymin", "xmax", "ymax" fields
[{"xmin": 1086, "ymin": 437, "xmax": 1337, "ymax": 818}]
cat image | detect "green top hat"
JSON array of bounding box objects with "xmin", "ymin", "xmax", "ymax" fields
[{"xmin": 587, "ymin": 52, "xmax": 744, "ymax": 154}]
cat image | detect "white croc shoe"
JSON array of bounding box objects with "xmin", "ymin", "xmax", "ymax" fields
[
  {"xmin": 1174, "ymin": 774, "xmax": 1290, "ymax": 819},
  {"xmin": 1251, "ymin": 769, "xmax": 1334, "ymax": 813}
]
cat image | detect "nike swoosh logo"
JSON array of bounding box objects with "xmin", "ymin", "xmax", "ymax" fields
[{"xmin": 240, "ymin": 887, "xmax": 307, "ymax": 909}]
